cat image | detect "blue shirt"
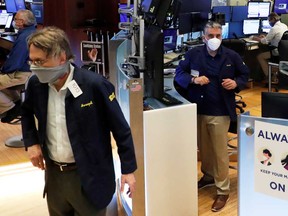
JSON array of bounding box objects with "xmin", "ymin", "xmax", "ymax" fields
[
  {"xmin": 201, "ymin": 49, "xmax": 229, "ymax": 116},
  {"xmin": 2, "ymin": 25, "xmax": 36, "ymax": 74}
]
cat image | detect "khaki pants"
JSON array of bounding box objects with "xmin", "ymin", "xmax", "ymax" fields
[
  {"xmin": 197, "ymin": 115, "xmax": 230, "ymax": 195},
  {"xmin": 257, "ymin": 51, "xmax": 270, "ymax": 77},
  {"xmin": 0, "ymin": 71, "xmax": 31, "ymax": 114}
]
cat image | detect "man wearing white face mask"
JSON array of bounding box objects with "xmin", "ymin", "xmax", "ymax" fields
[
  {"xmin": 21, "ymin": 26, "xmax": 137, "ymax": 215},
  {"xmin": 175, "ymin": 21, "xmax": 249, "ymax": 212},
  {"xmin": 0, "ymin": 9, "xmax": 36, "ymax": 123}
]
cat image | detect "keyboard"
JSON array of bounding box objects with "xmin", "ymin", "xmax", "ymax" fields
[
  {"xmin": 164, "ymin": 52, "xmax": 183, "ymax": 64},
  {"xmin": 1, "ymin": 32, "xmax": 17, "ymax": 36},
  {"xmin": 158, "ymin": 93, "xmax": 183, "ymax": 106},
  {"xmin": 242, "ymin": 37, "xmax": 259, "ymax": 44}
]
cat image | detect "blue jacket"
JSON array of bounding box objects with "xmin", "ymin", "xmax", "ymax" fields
[
  {"xmin": 174, "ymin": 45, "xmax": 250, "ymax": 121},
  {"xmin": 21, "ymin": 66, "xmax": 137, "ymax": 209},
  {"xmin": 2, "ymin": 25, "xmax": 36, "ymax": 73}
]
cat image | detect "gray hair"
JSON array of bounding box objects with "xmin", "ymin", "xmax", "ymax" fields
[
  {"xmin": 17, "ymin": 9, "xmax": 37, "ymax": 26},
  {"xmin": 27, "ymin": 26, "xmax": 74, "ymax": 61},
  {"xmin": 203, "ymin": 21, "xmax": 222, "ymax": 34}
]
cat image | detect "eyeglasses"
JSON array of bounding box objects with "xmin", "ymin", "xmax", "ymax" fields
[
  {"xmin": 14, "ymin": 18, "xmax": 23, "ymax": 22},
  {"xmin": 27, "ymin": 59, "xmax": 49, "ymax": 66}
]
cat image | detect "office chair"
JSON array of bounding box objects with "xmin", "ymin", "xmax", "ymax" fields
[
  {"xmin": 277, "ymin": 30, "xmax": 288, "ymax": 89},
  {"xmin": 267, "ymin": 30, "xmax": 288, "ymax": 91},
  {"xmin": 2, "ymin": 84, "xmax": 25, "ymax": 148},
  {"xmin": 221, "ymin": 39, "xmax": 247, "ymax": 113}
]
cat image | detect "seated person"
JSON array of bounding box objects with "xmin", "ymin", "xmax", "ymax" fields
[
  {"xmin": 0, "ymin": 9, "xmax": 36, "ymax": 123},
  {"xmin": 250, "ymin": 12, "xmax": 288, "ymax": 80}
]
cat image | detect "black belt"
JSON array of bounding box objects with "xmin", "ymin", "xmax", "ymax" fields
[{"xmin": 51, "ymin": 160, "xmax": 77, "ymax": 172}]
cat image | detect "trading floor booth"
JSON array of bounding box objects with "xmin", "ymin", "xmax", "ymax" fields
[{"xmin": 109, "ymin": 32, "xmax": 198, "ymax": 216}]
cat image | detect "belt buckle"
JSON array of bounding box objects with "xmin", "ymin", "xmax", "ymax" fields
[{"xmin": 59, "ymin": 164, "xmax": 67, "ymax": 171}]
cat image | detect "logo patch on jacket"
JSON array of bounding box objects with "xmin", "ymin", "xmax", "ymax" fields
[
  {"xmin": 81, "ymin": 101, "xmax": 93, "ymax": 108},
  {"xmin": 109, "ymin": 92, "xmax": 115, "ymax": 101}
]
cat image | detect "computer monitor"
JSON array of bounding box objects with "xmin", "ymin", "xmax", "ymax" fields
[
  {"xmin": 222, "ymin": 22, "xmax": 229, "ymax": 39},
  {"xmin": 178, "ymin": 12, "xmax": 207, "ymax": 35},
  {"xmin": 261, "ymin": 19, "xmax": 271, "ymax": 33},
  {"xmin": 261, "ymin": 92, "xmax": 288, "ymax": 119},
  {"xmin": 243, "ymin": 19, "xmax": 260, "ymax": 35},
  {"xmin": 5, "ymin": 0, "xmax": 26, "ymax": 13},
  {"xmin": 0, "ymin": 12, "xmax": 9, "ymax": 28},
  {"xmin": 141, "ymin": 0, "xmax": 173, "ymax": 28},
  {"xmin": 247, "ymin": 2, "xmax": 271, "ymax": 18},
  {"xmin": 274, "ymin": 0, "xmax": 288, "ymax": 14},
  {"xmin": 144, "ymin": 25, "xmax": 164, "ymax": 99},
  {"xmin": 5, "ymin": 13, "xmax": 13, "ymax": 30},
  {"xmin": 30, "ymin": 3, "xmax": 43, "ymax": 24},
  {"xmin": 163, "ymin": 28, "xmax": 178, "ymax": 52}
]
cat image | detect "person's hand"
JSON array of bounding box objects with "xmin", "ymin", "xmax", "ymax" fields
[
  {"xmin": 87, "ymin": 48, "xmax": 98, "ymax": 62},
  {"xmin": 221, "ymin": 78, "xmax": 237, "ymax": 90},
  {"xmin": 27, "ymin": 144, "xmax": 45, "ymax": 170},
  {"xmin": 193, "ymin": 76, "xmax": 210, "ymax": 86},
  {"xmin": 259, "ymin": 34, "xmax": 266, "ymax": 38},
  {"xmin": 120, "ymin": 173, "xmax": 136, "ymax": 198}
]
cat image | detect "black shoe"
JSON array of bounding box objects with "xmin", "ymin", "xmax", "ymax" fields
[
  {"xmin": 198, "ymin": 177, "xmax": 215, "ymax": 189},
  {"xmin": 1, "ymin": 101, "xmax": 21, "ymax": 123}
]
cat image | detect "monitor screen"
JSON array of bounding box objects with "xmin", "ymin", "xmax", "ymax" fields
[
  {"xmin": 15, "ymin": 0, "xmax": 25, "ymax": 10},
  {"xmin": 262, "ymin": 92, "xmax": 288, "ymax": 119},
  {"xmin": 274, "ymin": 0, "xmax": 288, "ymax": 14},
  {"xmin": 5, "ymin": 0, "xmax": 26, "ymax": 13},
  {"xmin": 5, "ymin": 0, "xmax": 17, "ymax": 13},
  {"xmin": 178, "ymin": 12, "xmax": 192, "ymax": 34},
  {"xmin": 163, "ymin": 28, "xmax": 177, "ymax": 52},
  {"xmin": 243, "ymin": 19, "xmax": 260, "ymax": 35},
  {"xmin": 30, "ymin": 3, "xmax": 43, "ymax": 24},
  {"xmin": 0, "ymin": 12, "xmax": 9, "ymax": 26},
  {"xmin": 5, "ymin": 13, "xmax": 13, "ymax": 29},
  {"xmin": 144, "ymin": 26, "xmax": 164, "ymax": 99},
  {"xmin": 141, "ymin": 0, "xmax": 173, "ymax": 28},
  {"xmin": 261, "ymin": 19, "xmax": 271, "ymax": 33},
  {"xmin": 248, "ymin": 2, "xmax": 271, "ymax": 18},
  {"xmin": 222, "ymin": 22, "xmax": 229, "ymax": 39}
]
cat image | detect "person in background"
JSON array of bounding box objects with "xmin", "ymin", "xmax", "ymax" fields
[
  {"xmin": 21, "ymin": 26, "xmax": 137, "ymax": 215},
  {"xmin": 174, "ymin": 21, "xmax": 249, "ymax": 212},
  {"xmin": 251, "ymin": 12, "xmax": 287, "ymax": 80},
  {"xmin": 0, "ymin": 9, "xmax": 36, "ymax": 123}
]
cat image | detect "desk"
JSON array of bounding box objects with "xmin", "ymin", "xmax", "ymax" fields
[{"xmin": 0, "ymin": 35, "xmax": 15, "ymax": 51}]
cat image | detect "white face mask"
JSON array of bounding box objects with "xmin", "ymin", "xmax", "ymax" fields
[
  {"xmin": 207, "ymin": 37, "xmax": 222, "ymax": 51},
  {"xmin": 12, "ymin": 21, "xmax": 19, "ymax": 30},
  {"xmin": 30, "ymin": 62, "xmax": 70, "ymax": 84}
]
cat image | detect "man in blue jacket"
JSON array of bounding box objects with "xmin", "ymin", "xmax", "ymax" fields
[
  {"xmin": 175, "ymin": 21, "xmax": 249, "ymax": 212},
  {"xmin": 0, "ymin": 9, "xmax": 36, "ymax": 123},
  {"xmin": 21, "ymin": 26, "xmax": 137, "ymax": 215}
]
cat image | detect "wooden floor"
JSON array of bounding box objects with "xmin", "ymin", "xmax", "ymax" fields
[{"xmin": 0, "ymin": 82, "xmax": 287, "ymax": 216}]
